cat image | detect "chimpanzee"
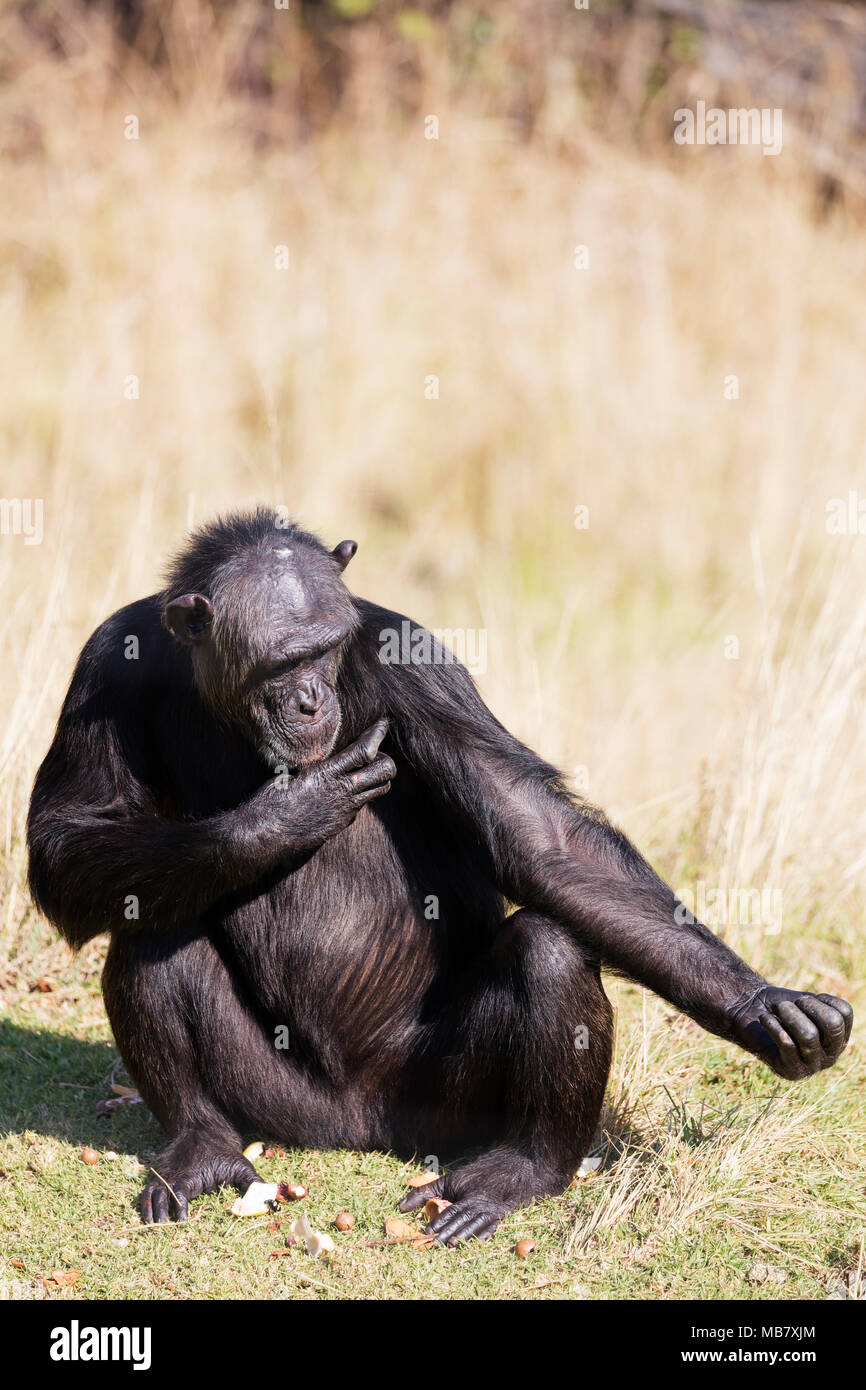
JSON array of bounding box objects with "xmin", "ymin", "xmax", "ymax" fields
[{"xmin": 27, "ymin": 509, "xmax": 853, "ymax": 1241}]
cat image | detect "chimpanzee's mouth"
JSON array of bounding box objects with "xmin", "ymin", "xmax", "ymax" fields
[{"xmin": 258, "ymin": 717, "xmax": 341, "ymax": 772}]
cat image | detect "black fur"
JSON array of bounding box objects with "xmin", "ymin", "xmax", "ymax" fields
[{"xmin": 27, "ymin": 509, "xmax": 854, "ymax": 1237}]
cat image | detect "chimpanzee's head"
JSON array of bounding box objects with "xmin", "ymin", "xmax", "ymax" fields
[{"xmin": 163, "ymin": 509, "xmax": 359, "ymax": 770}]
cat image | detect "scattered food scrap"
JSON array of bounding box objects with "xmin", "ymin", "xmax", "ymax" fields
[
  {"xmin": 405, "ymin": 1170, "xmax": 440, "ymax": 1188},
  {"xmin": 423, "ymin": 1197, "xmax": 451, "ymax": 1221}
]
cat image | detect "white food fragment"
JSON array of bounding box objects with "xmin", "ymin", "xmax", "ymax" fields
[
  {"xmin": 231, "ymin": 1181, "xmax": 279, "ymax": 1216},
  {"xmin": 576, "ymin": 1156, "xmax": 602, "ymax": 1177},
  {"xmin": 290, "ymin": 1213, "xmax": 335, "ymax": 1257},
  {"xmin": 306, "ymin": 1232, "xmax": 336, "ymax": 1258}
]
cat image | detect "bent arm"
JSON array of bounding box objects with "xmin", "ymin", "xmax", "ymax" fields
[
  {"xmin": 28, "ymin": 633, "xmax": 393, "ymax": 946},
  {"xmin": 28, "ymin": 782, "xmax": 261, "ymax": 947}
]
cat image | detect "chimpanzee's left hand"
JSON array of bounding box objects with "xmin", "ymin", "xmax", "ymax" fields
[{"xmin": 726, "ymin": 986, "xmax": 853, "ymax": 1079}]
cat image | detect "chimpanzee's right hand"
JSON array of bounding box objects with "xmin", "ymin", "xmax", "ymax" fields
[
  {"xmin": 250, "ymin": 718, "xmax": 395, "ymax": 858},
  {"xmin": 725, "ymin": 984, "xmax": 853, "ymax": 1080}
]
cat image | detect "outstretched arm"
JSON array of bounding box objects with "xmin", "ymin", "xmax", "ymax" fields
[{"xmin": 355, "ymin": 606, "xmax": 852, "ymax": 1079}]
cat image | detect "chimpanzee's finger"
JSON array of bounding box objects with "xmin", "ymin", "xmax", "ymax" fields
[
  {"xmin": 815, "ymin": 994, "xmax": 854, "ymax": 1044},
  {"xmin": 773, "ymin": 1000, "xmax": 822, "ymax": 1070},
  {"xmin": 399, "ymin": 1176, "xmax": 445, "ymax": 1213},
  {"xmin": 150, "ymin": 1182, "xmax": 170, "ymax": 1223},
  {"xmin": 326, "ymin": 720, "xmax": 390, "ymax": 775},
  {"xmin": 346, "ymin": 754, "xmax": 396, "ymax": 793},
  {"xmin": 797, "ymin": 996, "xmax": 849, "ymax": 1057},
  {"xmin": 426, "ymin": 1198, "xmax": 504, "ymax": 1244},
  {"xmin": 443, "ymin": 1212, "xmax": 500, "ymax": 1245},
  {"xmin": 758, "ymin": 1011, "xmax": 805, "ymax": 1079},
  {"xmin": 352, "ymin": 782, "xmax": 391, "ymax": 809}
]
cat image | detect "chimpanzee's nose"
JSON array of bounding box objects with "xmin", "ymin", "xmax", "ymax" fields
[{"xmin": 296, "ymin": 676, "xmax": 326, "ymax": 717}]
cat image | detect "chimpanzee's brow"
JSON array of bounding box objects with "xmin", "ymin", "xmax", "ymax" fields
[{"xmin": 258, "ymin": 627, "xmax": 349, "ymax": 670}]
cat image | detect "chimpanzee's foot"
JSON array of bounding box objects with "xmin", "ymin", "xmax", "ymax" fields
[
  {"xmin": 727, "ymin": 986, "xmax": 853, "ymax": 1080},
  {"xmin": 141, "ymin": 1128, "xmax": 259, "ymax": 1224},
  {"xmin": 399, "ymin": 1148, "xmax": 569, "ymax": 1245}
]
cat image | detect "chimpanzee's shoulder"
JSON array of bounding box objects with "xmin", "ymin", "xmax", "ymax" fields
[
  {"xmin": 71, "ymin": 594, "xmax": 180, "ymax": 693},
  {"xmin": 352, "ymin": 596, "xmax": 402, "ymax": 628},
  {"xmin": 348, "ymin": 597, "xmax": 481, "ymax": 699},
  {"xmin": 350, "ymin": 598, "xmax": 443, "ymax": 665}
]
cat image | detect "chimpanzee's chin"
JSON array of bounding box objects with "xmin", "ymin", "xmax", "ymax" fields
[
  {"xmin": 291, "ymin": 737, "xmax": 337, "ymax": 768},
  {"xmin": 265, "ymin": 722, "xmax": 340, "ymax": 771}
]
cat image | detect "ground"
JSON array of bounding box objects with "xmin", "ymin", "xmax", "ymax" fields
[{"xmin": 2, "ymin": 932, "xmax": 862, "ymax": 1302}]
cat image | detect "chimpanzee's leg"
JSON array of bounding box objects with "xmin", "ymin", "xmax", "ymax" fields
[
  {"xmin": 102, "ymin": 930, "xmax": 262, "ymax": 1222},
  {"xmin": 102, "ymin": 928, "xmax": 359, "ymax": 1223},
  {"xmin": 400, "ymin": 910, "xmax": 613, "ymax": 1243}
]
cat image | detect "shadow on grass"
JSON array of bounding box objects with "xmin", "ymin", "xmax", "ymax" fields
[{"xmin": 0, "ymin": 1018, "xmax": 157, "ymax": 1157}]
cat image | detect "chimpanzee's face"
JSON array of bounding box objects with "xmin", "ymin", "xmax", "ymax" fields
[
  {"xmin": 165, "ymin": 537, "xmax": 358, "ymax": 771},
  {"xmin": 244, "ymin": 621, "xmax": 348, "ymax": 772}
]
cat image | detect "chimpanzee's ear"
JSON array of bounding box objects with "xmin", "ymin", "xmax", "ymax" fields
[
  {"xmin": 165, "ymin": 593, "xmax": 214, "ymax": 645},
  {"xmin": 332, "ymin": 539, "xmax": 358, "ymax": 572}
]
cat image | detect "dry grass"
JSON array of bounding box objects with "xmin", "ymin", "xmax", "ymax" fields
[{"xmin": 0, "ymin": 2, "xmax": 863, "ymax": 1298}]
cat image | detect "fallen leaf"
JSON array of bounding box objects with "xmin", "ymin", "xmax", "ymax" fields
[
  {"xmin": 423, "ymin": 1197, "xmax": 452, "ymax": 1221},
  {"xmin": 385, "ymin": 1218, "xmax": 419, "ymax": 1241},
  {"xmin": 45, "ymin": 1270, "xmax": 81, "ymax": 1287},
  {"xmin": 410, "ymin": 1233, "xmax": 437, "ymax": 1250},
  {"xmin": 405, "ymin": 1171, "xmax": 439, "ymax": 1188}
]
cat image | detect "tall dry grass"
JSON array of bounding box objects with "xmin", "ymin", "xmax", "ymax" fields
[{"xmin": 1, "ymin": 2, "xmax": 864, "ymax": 1014}]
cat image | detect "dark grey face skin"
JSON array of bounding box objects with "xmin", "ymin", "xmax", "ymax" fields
[
  {"xmin": 245, "ymin": 631, "xmax": 347, "ymax": 772},
  {"xmin": 165, "ymin": 537, "xmax": 359, "ymax": 771}
]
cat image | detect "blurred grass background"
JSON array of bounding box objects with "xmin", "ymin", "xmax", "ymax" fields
[{"xmin": 0, "ymin": 0, "xmax": 864, "ymax": 1299}]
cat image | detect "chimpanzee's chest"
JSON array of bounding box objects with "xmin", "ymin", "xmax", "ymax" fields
[{"xmin": 217, "ymin": 773, "xmax": 503, "ymax": 1060}]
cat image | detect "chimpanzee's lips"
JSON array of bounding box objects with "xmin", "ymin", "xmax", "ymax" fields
[{"xmin": 279, "ymin": 717, "xmax": 341, "ymax": 766}]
